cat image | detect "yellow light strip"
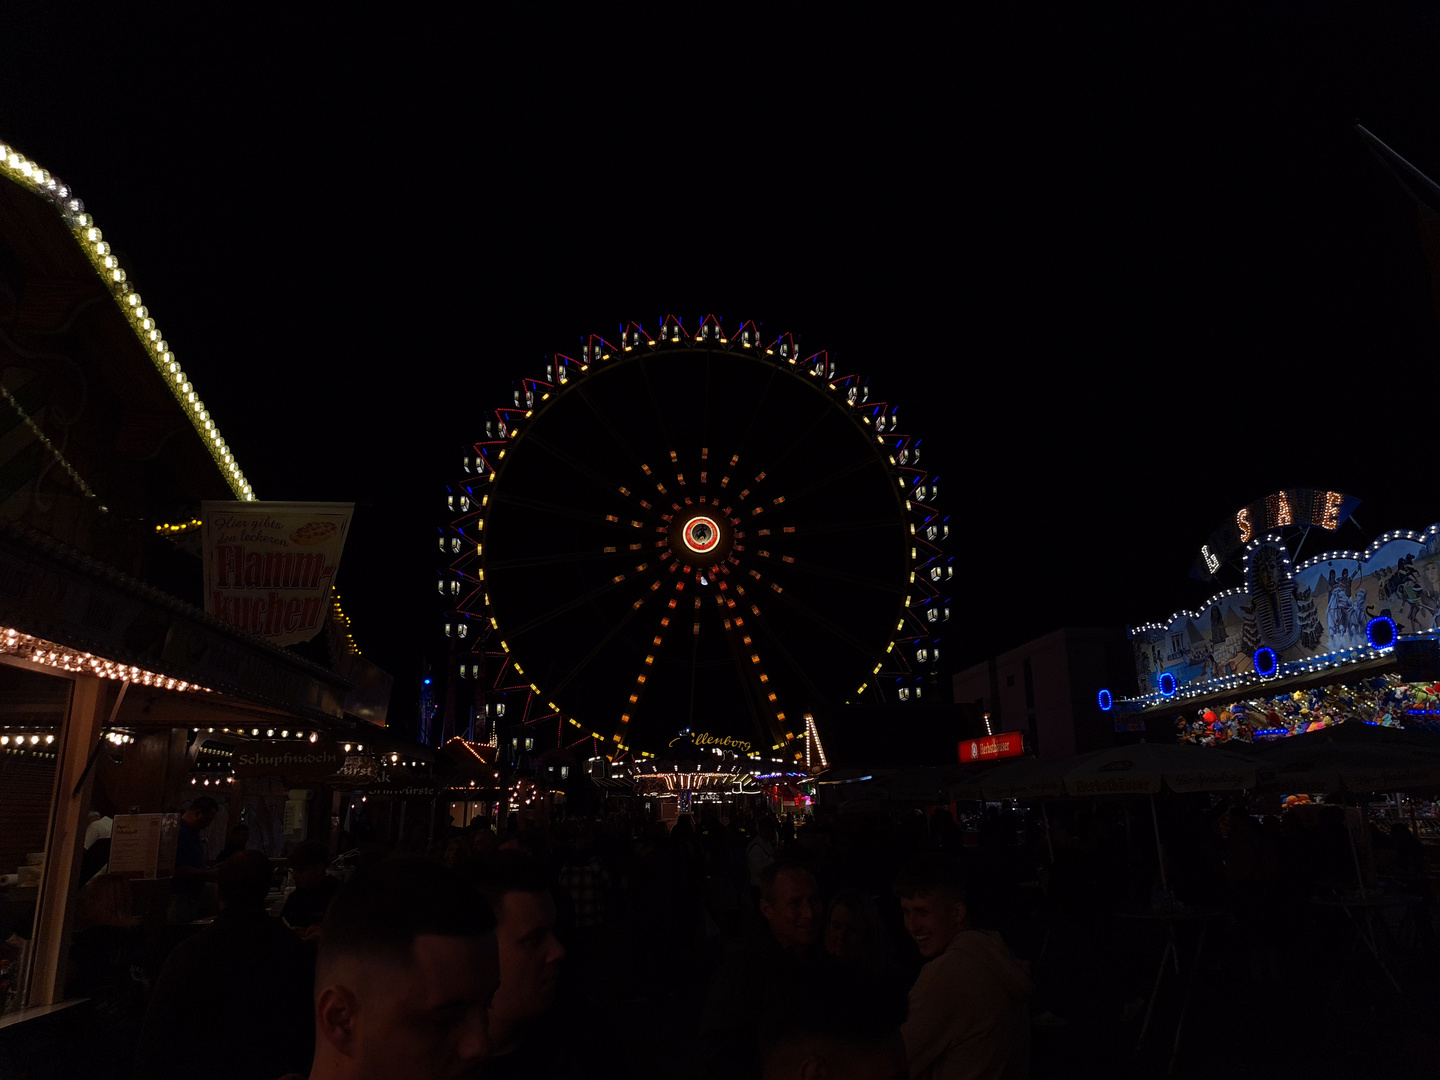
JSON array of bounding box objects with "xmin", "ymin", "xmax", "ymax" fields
[
  {"xmin": 155, "ymin": 518, "xmax": 203, "ymax": 536},
  {"xmin": 330, "ymin": 592, "xmax": 360, "ymax": 656},
  {"xmin": 0, "ymin": 140, "xmax": 255, "ymax": 501},
  {"xmin": 804, "ymin": 713, "xmax": 829, "ymax": 769}
]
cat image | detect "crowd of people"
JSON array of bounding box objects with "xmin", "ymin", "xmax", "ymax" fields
[{"xmin": 46, "ymin": 790, "xmax": 1440, "ymax": 1079}]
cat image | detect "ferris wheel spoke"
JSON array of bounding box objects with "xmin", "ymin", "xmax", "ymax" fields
[
  {"xmin": 759, "ymin": 585, "xmax": 889, "ymax": 670},
  {"xmin": 637, "ymin": 360, "xmax": 684, "ymax": 453},
  {"xmin": 742, "ymin": 396, "xmax": 839, "ymax": 490},
  {"xmin": 701, "ymin": 354, "xmax": 713, "ymax": 457},
  {"xmin": 755, "ymin": 554, "xmax": 908, "ymax": 598},
  {"xmin": 570, "ymin": 382, "xmax": 661, "ymax": 481},
  {"xmin": 610, "ymin": 600, "xmax": 678, "ymax": 748},
  {"xmin": 517, "ymin": 430, "xmax": 645, "ymax": 502},
  {"xmin": 504, "ymin": 574, "xmax": 645, "ymax": 639},
  {"xmin": 485, "ymin": 548, "xmax": 630, "ymax": 572},
  {"xmin": 721, "ymin": 624, "xmax": 786, "ymax": 751},
  {"xmin": 545, "ymin": 599, "xmax": 646, "ymax": 700},
  {"xmin": 774, "ymin": 518, "xmax": 910, "ymax": 539},
  {"xmin": 490, "ymin": 490, "xmax": 622, "ymax": 527},
  {"xmin": 732, "ymin": 360, "xmax": 782, "ymax": 465},
  {"xmin": 687, "ymin": 620, "xmax": 701, "ymax": 730},
  {"xmin": 769, "ymin": 453, "xmax": 899, "ymax": 506},
  {"xmin": 747, "ymin": 621, "xmax": 834, "ymax": 733}
]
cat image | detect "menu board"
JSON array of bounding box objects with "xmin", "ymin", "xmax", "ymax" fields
[{"xmin": 108, "ymin": 814, "xmax": 178, "ymax": 880}]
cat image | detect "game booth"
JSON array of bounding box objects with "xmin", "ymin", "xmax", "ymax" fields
[{"xmin": 1100, "ymin": 490, "xmax": 1440, "ymax": 838}]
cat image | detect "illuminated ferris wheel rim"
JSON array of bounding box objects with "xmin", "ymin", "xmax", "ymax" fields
[
  {"xmin": 463, "ymin": 315, "xmax": 948, "ymax": 762},
  {"xmin": 483, "ymin": 343, "xmax": 906, "ymax": 504}
]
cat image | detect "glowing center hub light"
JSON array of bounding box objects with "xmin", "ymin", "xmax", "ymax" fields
[{"xmin": 681, "ymin": 515, "xmax": 721, "ymax": 554}]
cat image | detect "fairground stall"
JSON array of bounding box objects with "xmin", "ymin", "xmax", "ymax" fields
[{"xmin": 0, "ymin": 140, "xmax": 392, "ymax": 1037}]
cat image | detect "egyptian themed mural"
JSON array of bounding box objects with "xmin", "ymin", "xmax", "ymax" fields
[{"xmin": 1131, "ymin": 523, "xmax": 1440, "ymax": 696}]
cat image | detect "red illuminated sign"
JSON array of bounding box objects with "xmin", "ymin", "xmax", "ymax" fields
[{"xmin": 958, "ymin": 733, "xmax": 1025, "ymax": 764}]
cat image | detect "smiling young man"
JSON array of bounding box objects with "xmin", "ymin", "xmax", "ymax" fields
[
  {"xmin": 893, "ymin": 854, "xmax": 1032, "ymax": 1080},
  {"xmin": 299, "ymin": 859, "xmax": 501, "ymax": 1080}
]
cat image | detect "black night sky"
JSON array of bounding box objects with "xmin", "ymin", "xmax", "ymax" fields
[{"xmin": 3, "ymin": 5, "xmax": 1438, "ymax": 735}]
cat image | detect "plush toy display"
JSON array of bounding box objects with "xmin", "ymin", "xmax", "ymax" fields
[{"xmin": 1174, "ymin": 674, "xmax": 1432, "ymax": 745}]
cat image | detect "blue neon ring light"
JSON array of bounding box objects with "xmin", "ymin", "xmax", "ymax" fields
[
  {"xmin": 1366, "ymin": 616, "xmax": 1397, "ymax": 651},
  {"xmin": 1097, "ymin": 689, "xmax": 1113, "ymax": 712},
  {"xmin": 1254, "ymin": 647, "xmax": 1278, "ymax": 678},
  {"xmin": 1158, "ymin": 672, "xmax": 1176, "ymax": 698}
]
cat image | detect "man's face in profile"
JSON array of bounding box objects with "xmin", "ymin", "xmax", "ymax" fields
[
  {"xmin": 351, "ymin": 932, "xmax": 501, "ymax": 1080},
  {"xmin": 493, "ymin": 891, "xmax": 566, "ymax": 1030},
  {"xmin": 186, "ymin": 807, "xmax": 217, "ymax": 832}
]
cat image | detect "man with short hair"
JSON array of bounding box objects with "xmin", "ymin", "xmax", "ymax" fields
[
  {"xmin": 168, "ymin": 795, "xmax": 219, "ymax": 923},
  {"xmin": 302, "ymin": 859, "xmax": 500, "ymax": 1080},
  {"xmin": 759, "ymin": 860, "xmax": 824, "ymax": 953},
  {"xmin": 474, "ymin": 851, "xmax": 572, "ymax": 1078},
  {"xmin": 700, "ymin": 861, "xmax": 829, "ymax": 1079},
  {"xmin": 894, "ymin": 854, "xmax": 1032, "ymax": 1080},
  {"xmin": 759, "ymin": 965, "xmax": 908, "ymax": 1080}
]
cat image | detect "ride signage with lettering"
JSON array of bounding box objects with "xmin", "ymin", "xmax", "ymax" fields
[
  {"xmin": 668, "ymin": 732, "xmax": 753, "ymax": 755},
  {"xmin": 1191, "ymin": 490, "xmax": 1358, "ymax": 579},
  {"xmin": 958, "ymin": 732, "xmax": 1025, "ymax": 764}
]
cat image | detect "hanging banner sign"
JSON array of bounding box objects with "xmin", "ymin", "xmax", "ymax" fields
[
  {"xmin": 366, "ymin": 782, "xmax": 447, "ymax": 798},
  {"xmin": 231, "ymin": 741, "xmax": 382, "ymax": 785},
  {"xmin": 333, "ymin": 754, "xmax": 380, "ymax": 784},
  {"xmin": 232, "ymin": 741, "xmax": 346, "ymax": 779},
  {"xmin": 958, "ymin": 733, "xmax": 1025, "ymax": 764},
  {"xmin": 202, "ymin": 501, "xmax": 354, "ymax": 646}
]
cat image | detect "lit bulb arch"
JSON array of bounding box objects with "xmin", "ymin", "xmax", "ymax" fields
[
  {"xmin": 0, "ymin": 140, "xmax": 254, "ymax": 501},
  {"xmin": 444, "ymin": 314, "xmax": 949, "ymax": 762}
]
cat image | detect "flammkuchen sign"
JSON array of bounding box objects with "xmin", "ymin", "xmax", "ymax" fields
[{"xmin": 202, "ymin": 501, "xmax": 353, "ymax": 647}]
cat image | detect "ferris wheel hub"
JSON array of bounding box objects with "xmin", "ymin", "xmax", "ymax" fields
[
  {"xmin": 669, "ymin": 512, "xmax": 732, "ymax": 567},
  {"xmin": 682, "ymin": 515, "xmax": 720, "ymax": 553}
]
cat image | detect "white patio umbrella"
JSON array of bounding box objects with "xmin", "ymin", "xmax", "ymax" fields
[
  {"xmin": 949, "ymin": 754, "xmax": 1104, "ymax": 863},
  {"xmin": 950, "ymin": 749, "xmax": 1111, "ymax": 802},
  {"xmin": 1248, "ymin": 723, "xmax": 1440, "ymax": 794},
  {"xmin": 1062, "ymin": 743, "xmax": 1261, "ymax": 798},
  {"xmin": 1062, "ymin": 743, "xmax": 1264, "ymax": 889},
  {"xmin": 1248, "ymin": 724, "xmax": 1440, "ymax": 893}
]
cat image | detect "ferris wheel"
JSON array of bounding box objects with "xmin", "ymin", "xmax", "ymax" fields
[{"xmin": 438, "ymin": 315, "xmax": 950, "ymax": 765}]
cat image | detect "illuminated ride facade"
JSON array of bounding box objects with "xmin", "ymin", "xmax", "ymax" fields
[
  {"xmin": 1098, "ymin": 491, "xmax": 1440, "ymax": 747},
  {"xmin": 434, "ymin": 315, "xmax": 950, "ymax": 806}
]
